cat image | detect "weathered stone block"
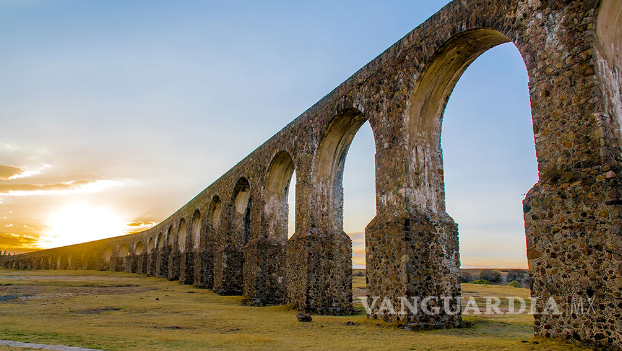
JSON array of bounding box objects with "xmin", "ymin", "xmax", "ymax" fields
[
  {"xmin": 179, "ymin": 251, "xmax": 195, "ymax": 285},
  {"xmin": 168, "ymin": 249, "xmax": 181, "ymax": 281},
  {"xmin": 193, "ymin": 250, "xmax": 214, "ymax": 289},
  {"xmin": 213, "ymin": 244, "xmax": 244, "ymax": 295},
  {"xmin": 243, "ymin": 237, "xmax": 286, "ymax": 306},
  {"xmin": 366, "ymin": 210, "xmax": 461, "ymax": 327},
  {"xmin": 286, "ymin": 228, "xmax": 354, "ymax": 315}
]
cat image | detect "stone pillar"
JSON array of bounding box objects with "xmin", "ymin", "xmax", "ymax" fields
[
  {"xmin": 213, "ymin": 244, "xmax": 244, "ymax": 295},
  {"xmin": 286, "ymin": 229, "xmax": 353, "ymax": 314},
  {"xmin": 140, "ymin": 253, "xmax": 149, "ymax": 274},
  {"xmin": 124, "ymin": 256, "xmax": 132, "ymax": 272},
  {"xmin": 156, "ymin": 247, "xmax": 169, "ymax": 278},
  {"xmin": 524, "ymin": 180, "xmax": 622, "ymax": 345},
  {"xmin": 365, "ymin": 210, "xmax": 461, "ymax": 328},
  {"xmin": 111, "ymin": 256, "xmax": 123, "ymax": 272},
  {"xmin": 179, "ymin": 250, "xmax": 195, "ymax": 285},
  {"xmin": 148, "ymin": 251, "xmax": 157, "ymax": 276},
  {"xmin": 167, "ymin": 249, "xmax": 181, "ymax": 281},
  {"xmin": 243, "ymin": 237, "xmax": 286, "ymax": 306},
  {"xmin": 193, "ymin": 249, "xmax": 214, "ymax": 288}
]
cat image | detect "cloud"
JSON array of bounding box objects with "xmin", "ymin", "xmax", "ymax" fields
[
  {"xmin": 0, "ymin": 164, "xmax": 50, "ymax": 180},
  {"xmin": 0, "ymin": 144, "xmax": 17, "ymax": 151},
  {"xmin": 0, "ymin": 165, "xmax": 24, "ymax": 180},
  {"xmin": 0, "ymin": 179, "xmax": 123, "ymax": 196},
  {"xmin": 127, "ymin": 220, "xmax": 156, "ymax": 227},
  {"xmin": 0, "ymin": 232, "xmax": 39, "ymax": 249},
  {"xmin": 126, "ymin": 220, "xmax": 157, "ymax": 234}
]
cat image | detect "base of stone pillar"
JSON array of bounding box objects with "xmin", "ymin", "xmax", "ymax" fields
[
  {"xmin": 365, "ymin": 210, "xmax": 461, "ymax": 327},
  {"xmin": 179, "ymin": 251, "xmax": 195, "ymax": 285},
  {"xmin": 148, "ymin": 251, "xmax": 158, "ymax": 276},
  {"xmin": 524, "ymin": 181, "xmax": 622, "ymax": 348},
  {"xmin": 193, "ymin": 250, "xmax": 214, "ymax": 289},
  {"xmin": 156, "ymin": 248, "xmax": 169, "ymax": 278},
  {"xmin": 243, "ymin": 237, "xmax": 286, "ymax": 306},
  {"xmin": 213, "ymin": 244, "xmax": 244, "ymax": 295},
  {"xmin": 286, "ymin": 228, "xmax": 355, "ymax": 315},
  {"xmin": 168, "ymin": 249, "xmax": 181, "ymax": 281}
]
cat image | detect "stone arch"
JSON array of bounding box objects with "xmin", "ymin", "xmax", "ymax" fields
[
  {"xmin": 118, "ymin": 244, "xmax": 129, "ymax": 257},
  {"xmin": 231, "ymin": 177, "xmax": 251, "ymax": 245},
  {"xmin": 147, "ymin": 237, "xmax": 154, "ymax": 254},
  {"xmin": 208, "ymin": 195, "xmax": 222, "ymax": 231},
  {"xmin": 135, "ymin": 241, "xmax": 144, "ymax": 255},
  {"xmin": 167, "ymin": 225, "xmax": 175, "ymax": 247},
  {"xmin": 407, "ymin": 29, "xmax": 514, "ymax": 212},
  {"xmin": 156, "ymin": 232, "xmax": 164, "ymax": 249},
  {"xmin": 192, "ymin": 209, "xmax": 201, "ymax": 250},
  {"xmin": 315, "ymin": 108, "xmax": 371, "ymax": 231},
  {"xmin": 178, "ymin": 218, "xmax": 187, "ymax": 252},
  {"xmin": 264, "ymin": 150, "xmax": 295, "ymax": 240},
  {"xmin": 103, "ymin": 247, "xmax": 113, "ymax": 263}
]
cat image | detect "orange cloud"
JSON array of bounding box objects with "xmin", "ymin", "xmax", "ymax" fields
[
  {"xmin": 0, "ymin": 180, "xmax": 122, "ymax": 196},
  {"xmin": 126, "ymin": 220, "xmax": 157, "ymax": 234},
  {"xmin": 0, "ymin": 165, "xmax": 24, "ymax": 180},
  {"xmin": 0, "ymin": 232, "xmax": 40, "ymax": 251}
]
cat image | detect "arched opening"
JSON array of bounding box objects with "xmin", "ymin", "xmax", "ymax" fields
[
  {"xmin": 442, "ymin": 44, "xmax": 535, "ymax": 271},
  {"xmin": 315, "ymin": 109, "xmax": 377, "ymax": 270},
  {"xmin": 167, "ymin": 226, "xmax": 174, "ymax": 247},
  {"xmin": 287, "ymin": 170, "xmax": 296, "ymax": 238},
  {"xmin": 231, "ymin": 177, "xmax": 251, "ymax": 245},
  {"xmin": 147, "ymin": 238, "xmax": 154, "ymax": 254},
  {"xmin": 178, "ymin": 218, "xmax": 187, "ymax": 252},
  {"xmin": 208, "ymin": 195, "xmax": 222, "ymax": 231},
  {"xmin": 135, "ymin": 241, "xmax": 144, "ymax": 255},
  {"xmin": 264, "ymin": 151, "xmax": 295, "ymax": 241},
  {"xmin": 118, "ymin": 244, "xmax": 129, "ymax": 257},
  {"xmin": 157, "ymin": 232, "xmax": 164, "ymax": 249},
  {"xmin": 408, "ymin": 28, "xmax": 535, "ymax": 293},
  {"xmin": 315, "ymin": 108, "xmax": 371, "ymax": 232},
  {"xmin": 192, "ymin": 209, "xmax": 201, "ymax": 250},
  {"xmin": 103, "ymin": 247, "xmax": 113, "ymax": 263},
  {"xmin": 342, "ymin": 121, "xmax": 375, "ymax": 270}
]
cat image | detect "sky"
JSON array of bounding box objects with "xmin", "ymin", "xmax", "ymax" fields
[{"xmin": 0, "ymin": 0, "xmax": 537, "ymax": 269}]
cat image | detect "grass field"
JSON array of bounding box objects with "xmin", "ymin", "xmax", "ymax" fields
[{"xmin": 0, "ymin": 269, "xmax": 589, "ymax": 350}]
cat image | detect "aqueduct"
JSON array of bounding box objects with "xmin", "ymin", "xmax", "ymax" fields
[{"xmin": 4, "ymin": 0, "xmax": 621, "ymax": 348}]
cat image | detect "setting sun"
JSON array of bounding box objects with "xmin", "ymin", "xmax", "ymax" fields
[{"xmin": 37, "ymin": 204, "xmax": 128, "ymax": 249}]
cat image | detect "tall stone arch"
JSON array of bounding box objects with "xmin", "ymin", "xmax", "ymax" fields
[
  {"xmin": 245, "ymin": 150, "xmax": 296, "ymax": 305},
  {"xmin": 214, "ymin": 177, "xmax": 251, "ymax": 295}
]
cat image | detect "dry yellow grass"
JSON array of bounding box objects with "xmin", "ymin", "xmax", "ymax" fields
[{"xmin": 0, "ymin": 269, "xmax": 589, "ymax": 351}]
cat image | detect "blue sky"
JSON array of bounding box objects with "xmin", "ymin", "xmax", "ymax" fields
[{"xmin": 0, "ymin": 0, "xmax": 537, "ymax": 268}]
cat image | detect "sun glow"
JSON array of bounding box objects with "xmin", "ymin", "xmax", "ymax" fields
[{"xmin": 38, "ymin": 204, "xmax": 128, "ymax": 249}]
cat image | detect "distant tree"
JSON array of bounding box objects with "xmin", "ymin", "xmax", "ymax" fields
[
  {"xmin": 479, "ymin": 269, "xmax": 502, "ymax": 283},
  {"xmin": 472, "ymin": 279, "xmax": 490, "ymax": 285},
  {"xmin": 507, "ymin": 270, "xmax": 527, "ymax": 283},
  {"xmin": 508, "ymin": 280, "xmax": 523, "ymax": 288},
  {"xmin": 460, "ymin": 272, "xmax": 473, "ymax": 283}
]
